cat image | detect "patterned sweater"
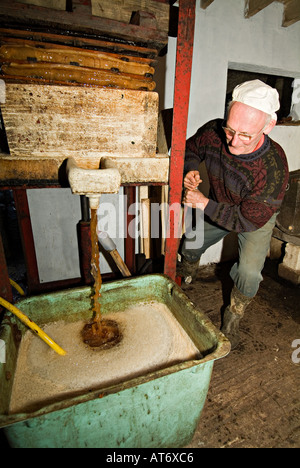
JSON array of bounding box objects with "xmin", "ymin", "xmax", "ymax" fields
[{"xmin": 184, "ymin": 119, "xmax": 289, "ymax": 233}]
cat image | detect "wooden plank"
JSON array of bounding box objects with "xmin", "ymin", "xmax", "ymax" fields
[
  {"xmin": 0, "ymin": 157, "xmax": 60, "ymax": 186},
  {"xmin": 244, "ymin": 0, "xmax": 275, "ymax": 18},
  {"xmin": 0, "ymin": 40, "xmax": 156, "ymax": 74},
  {"xmin": 13, "ymin": 188, "xmax": 41, "ymax": 294},
  {"xmin": 282, "ymin": 0, "xmax": 300, "ymax": 26},
  {"xmin": 1, "ymin": 84, "xmax": 159, "ymax": 163},
  {"xmin": 124, "ymin": 186, "xmax": 136, "ymax": 274},
  {"xmin": 141, "ymin": 198, "xmax": 151, "ymax": 258},
  {"xmin": 91, "ymin": 0, "xmax": 170, "ymax": 34},
  {"xmin": 0, "ymin": 28, "xmax": 159, "ymax": 59},
  {"xmin": 200, "ymin": 0, "xmax": 214, "ymax": 10},
  {"xmin": 139, "ymin": 186, "xmax": 150, "ymax": 258},
  {"xmin": 0, "ymin": 0, "xmax": 168, "ymax": 50},
  {"xmin": 1, "ymin": 63, "xmax": 156, "ymax": 91},
  {"xmin": 16, "ymin": 0, "xmax": 66, "ymax": 10}
]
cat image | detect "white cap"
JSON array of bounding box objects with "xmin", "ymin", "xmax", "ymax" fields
[{"xmin": 232, "ymin": 79, "xmax": 280, "ymax": 121}]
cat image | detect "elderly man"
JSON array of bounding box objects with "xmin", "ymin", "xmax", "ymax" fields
[{"xmin": 179, "ymin": 80, "xmax": 289, "ymax": 349}]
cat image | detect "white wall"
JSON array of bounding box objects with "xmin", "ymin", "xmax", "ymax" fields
[
  {"xmin": 164, "ymin": 0, "xmax": 300, "ymax": 264},
  {"xmin": 28, "ymin": 0, "xmax": 300, "ymax": 279},
  {"xmin": 269, "ymin": 126, "xmax": 300, "ymax": 172},
  {"xmin": 166, "ymin": 0, "xmax": 300, "ymax": 135},
  {"xmin": 27, "ymin": 189, "xmax": 81, "ymax": 283},
  {"xmin": 28, "ymin": 189, "xmax": 125, "ymax": 283}
]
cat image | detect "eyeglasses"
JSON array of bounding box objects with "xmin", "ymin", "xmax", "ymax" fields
[{"xmin": 222, "ymin": 123, "xmax": 268, "ymax": 142}]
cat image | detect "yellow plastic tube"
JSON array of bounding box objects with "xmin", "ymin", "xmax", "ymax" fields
[
  {"xmin": 0, "ymin": 296, "xmax": 66, "ymax": 356},
  {"xmin": 9, "ymin": 278, "xmax": 26, "ymax": 296}
]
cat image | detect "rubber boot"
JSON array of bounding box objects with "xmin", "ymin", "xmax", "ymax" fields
[
  {"xmin": 177, "ymin": 256, "xmax": 199, "ymax": 284},
  {"xmin": 221, "ymin": 285, "xmax": 252, "ymax": 349}
]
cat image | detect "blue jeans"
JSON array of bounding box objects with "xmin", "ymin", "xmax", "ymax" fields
[{"xmin": 181, "ymin": 213, "xmax": 278, "ymax": 298}]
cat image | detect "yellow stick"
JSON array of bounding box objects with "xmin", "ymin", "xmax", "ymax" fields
[
  {"xmin": 0, "ymin": 296, "xmax": 66, "ymax": 356},
  {"xmin": 9, "ymin": 278, "xmax": 26, "ymax": 296}
]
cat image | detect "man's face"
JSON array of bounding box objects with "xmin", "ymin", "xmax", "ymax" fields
[{"xmin": 225, "ymin": 102, "xmax": 273, "ymax": 156}]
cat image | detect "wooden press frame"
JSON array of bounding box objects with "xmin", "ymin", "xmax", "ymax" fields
[{"xmin": 0, "ymin": 0, "xmax": 196, "ymax": 299}]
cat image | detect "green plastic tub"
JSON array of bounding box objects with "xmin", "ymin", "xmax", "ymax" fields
[{"xmin": 0, "ymin": 274, "xmax": 230, "ymax": 448}]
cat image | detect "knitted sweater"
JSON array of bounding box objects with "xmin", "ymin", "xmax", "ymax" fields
[{"xmin": 184, "ymin": 119, "xmax": 289, "ymax": 233}]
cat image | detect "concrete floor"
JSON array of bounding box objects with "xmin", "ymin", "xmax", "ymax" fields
[{"xmin": 184, "ymin": 259, "xmax": 300, "ymax": 449}]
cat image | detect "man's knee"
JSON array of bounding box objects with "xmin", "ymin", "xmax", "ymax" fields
[
  {"xmin": 230, "ymin": 261, "xmax": 263, "ymax": 298},
  {"xmin": 181, "ymin": 249, "xmax": 201, "ymax": 263}
]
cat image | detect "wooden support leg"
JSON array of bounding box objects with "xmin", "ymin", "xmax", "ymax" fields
[
  {"xmin": 13, "ymin": 188, "xmax": 40, "ymax": 294},
  {"xmin": 124, "ymin": 186, "xmax": 136, "ymax": 275},
  {"xmin": 0, "ymin": 231, "xmax": 12, "ymax": 303}
]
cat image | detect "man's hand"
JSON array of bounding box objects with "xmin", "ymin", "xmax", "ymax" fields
[
  {"xmin": 183, "ymin": 189, "xmax": 209, "ymax": 209},
  {"xmin": 184, "ymin": 171, "xmax": 202, "ymax": 190},
  {"xmin": 183, "ymin": 171, "xmax": 208, "ymax": 209}
]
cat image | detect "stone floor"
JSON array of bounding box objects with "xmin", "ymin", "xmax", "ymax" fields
[{"xmin": 184, "ymin": 259, "xmax": 300, "ymax": 449}]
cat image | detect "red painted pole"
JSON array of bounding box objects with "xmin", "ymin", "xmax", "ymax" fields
[{"xmin": 164, "ymin": 0, "xmax": 196, "ymax": 280}]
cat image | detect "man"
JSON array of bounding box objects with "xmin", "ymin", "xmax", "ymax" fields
[{"xmin": 179, "ymin": 80, "xmax": 289, "ymax": 349}]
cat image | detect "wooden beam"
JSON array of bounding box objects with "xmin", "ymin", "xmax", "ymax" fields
[
  {"xmin": 244, "ymin": 0, "xmax": 275, "ymax": 18},
  {"xmin": 91, "ymin": 0, "xmax": 170, "ymax": 35},
  {"xmin": 0, "ymin": 0, "xmax": 168, "ymax": 50},
  {"xmin": 16, "ymin": 0, "xmax": 66, "ymax": 10},
  {"xmin": 0, "ymin": 28, "xmax": 159, "ymax": 58},
  {"xmin": 13, "ymin": 189, "xmax": 41, "ymax": 294},
  {"xmin": 200, "ymin": 0, "xmax": 214, "ymax": 10},
  {"xmin": 282, "ymin": 0, "xmax": 300, "ymax": 27},
  {"xmin": 124, "ymin": 186, "xmax": 136, "ymax": 275}
]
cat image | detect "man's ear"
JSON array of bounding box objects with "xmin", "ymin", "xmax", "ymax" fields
[{"xmin": 264, "ymin": 119, "xmax": 277, "ymax": 135}]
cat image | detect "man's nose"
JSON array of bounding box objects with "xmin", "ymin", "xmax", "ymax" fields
[{"xmin": 230, "ymin": 133, "xmax": 240, "ymax": 146}]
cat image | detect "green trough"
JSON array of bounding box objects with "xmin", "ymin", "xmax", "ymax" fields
[{"xmin": 0, "ymin": 274, "xmax": 230, "ymax": 448}]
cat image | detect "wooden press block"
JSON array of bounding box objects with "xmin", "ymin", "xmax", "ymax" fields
[
  {"xmin": 0, "ymin": 84, "xmax": 159, "ymax": 167},
  {"xmin": 91, "ymin": 0, "xmax": 170, "ymax": 34},
  {"xmin": 16, "ymin": 0, "xmax": 66, "ymax": 10}
]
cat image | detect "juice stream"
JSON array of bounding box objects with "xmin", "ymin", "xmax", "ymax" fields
[
  {"xmin": 81, "ymin": 208, "xmax": 121, "ymax": 348},
  {"xmin": 90, "ymin": 209, "xmax": 102, "ymax": 330}
]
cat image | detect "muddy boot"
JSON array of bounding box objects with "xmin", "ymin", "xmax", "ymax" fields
[
  {"xmin": 221, "ymin": 286, "xmax": 252, "ymax": 349},
  {"xmin": 177, "ymin": 256, "xmax": 199, "ymax": 284}
]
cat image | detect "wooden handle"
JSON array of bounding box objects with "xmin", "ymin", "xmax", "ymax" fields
[{"xmin": 110, "ymin": 249, "xmax": 132, "ymax": 277}]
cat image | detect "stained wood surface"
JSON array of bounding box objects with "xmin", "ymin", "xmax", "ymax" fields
[
  {"xmin": 0, "ymin": 157, "xmax": 63, "ymax": 188},
  {"xmin": 0, "ymin": 0, "xmax": 169, "ymax": 50},
  {"xmin": 0, "ymin": 43, "xmax": 155, "ymax": 76},
  {"xmin": 0, "ymin": 34, "xmax": 157, "ymax": 90},
  {"xmin": 244, "ymin": 0, "xmax": 274, "ymax": 18},
  {"xmin": 281, "ymin": 0, "xmax": 300, "ymax": 27},
  {"xmin": 91, "ymin": 0, "xmax": 170, "ymax": 33},
  {"xmin": 200, "ymin": 0, "xmax": 214, "ymax": 9},
  {"xmin": 245, "ymin": 0, "xmax": 300, "ymax": 26},
  {"xmin": 0, "ymin": 28, "xmax": 159, "ymax": 60},
  {"xmin": 1, "ymin": 63, "xmax": 156, "ymax": 91},
  {"xmin": 1, "ymin": 84, "xmax": 159, "ymax": 164},
  {"xmin": 16, "ymin": 0, "xmax": 66, "ymax": 10}
]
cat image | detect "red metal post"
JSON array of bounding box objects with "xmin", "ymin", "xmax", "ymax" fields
[{"xmin": 164, "ymin": 0, "xmax": 196, "ymax": 280}]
